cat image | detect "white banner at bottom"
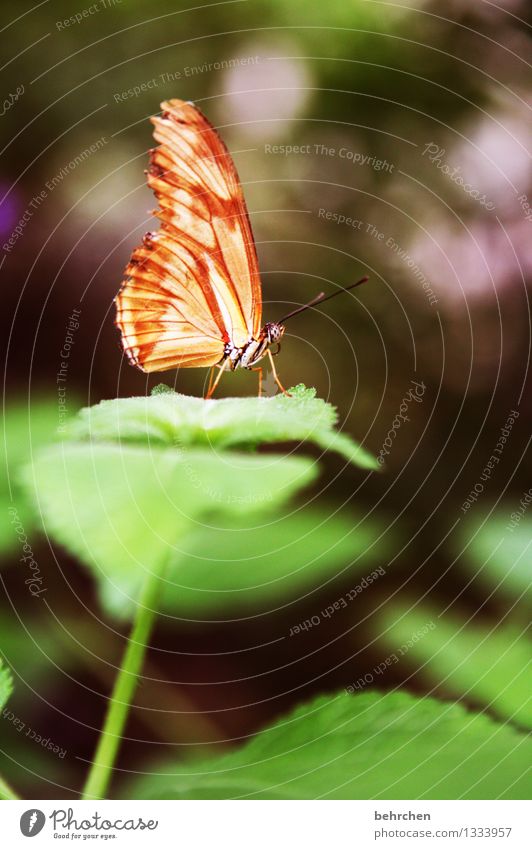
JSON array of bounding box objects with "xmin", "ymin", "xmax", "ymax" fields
[{"xmin": 1, "ymin": 799, "xmax": 528, "ymax": 848}]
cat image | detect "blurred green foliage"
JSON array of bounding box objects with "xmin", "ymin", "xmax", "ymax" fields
[
  {"xmin": 377, "ymin": 602, "xmax": 532, "ymax": 730},
  {"xmin": 161, "ymin": 507, "xmax": 391, "ymax": 617},
  {"xmin": 0, "ymin": 659, "xmax": 15, "ymax": 800},
  {"xmin": 129, "ymin": 690, "xmax": 532, "ymax": 800},
  {"xmin": 1, "ymin": 400, "xmax": 61, "ymax": 554},
  {"xmin": 0, "ymin": 658, "xmax": 13, "ymax": 710},
  {"xmin": 460, "ymin": 513, "xmax": 532, "ymax": 614},
  {"xmin": 25, "ymin": 442, "xmax": 314, "ymax": 619}
]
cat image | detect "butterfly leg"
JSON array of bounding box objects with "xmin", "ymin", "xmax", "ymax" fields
[
  {"xmin": 206, "ymin": 367, "xmax": 215, "ymax": 396},
  {"xmin": 205, "ymin": 359, "xmax": 229, "ymax": 399},
  {"xmin": 205, "ymin": 366, "xmax": 216, "ymax": 398},
  {"xmin": 267, "ymin": 349, "xmax": 291, "ymax": 397},
  {"xmin": 251, "ymin": 366, "xmax": 263, "ymax": 397}
]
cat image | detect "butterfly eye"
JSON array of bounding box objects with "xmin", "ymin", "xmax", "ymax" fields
[{"xmin": 265, "ymin": 323, "xmax": 284, "ymax": 343}]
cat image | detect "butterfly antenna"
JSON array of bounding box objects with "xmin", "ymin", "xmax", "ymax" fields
[{"xmin": 278, "ymin": 276, "xmax": 369, "ymax": 323}]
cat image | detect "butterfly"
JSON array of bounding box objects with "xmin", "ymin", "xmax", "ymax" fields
[{"xmin": 115, "ymin": 98, "xmax": 368, "ymax": 397}]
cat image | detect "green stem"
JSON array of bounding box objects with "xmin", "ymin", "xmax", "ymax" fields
[
  {"xmin": 82, "ymin": 562, "xmax": 165, "ymax": 800},
  {"xmin": 0, "ymin": 774, "xmax": 19, "ymax": 800}
]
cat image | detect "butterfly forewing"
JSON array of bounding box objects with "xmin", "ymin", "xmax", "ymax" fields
[{"xmin": 115, "ymin": 99, "xmax": 262, "ymax": 372}]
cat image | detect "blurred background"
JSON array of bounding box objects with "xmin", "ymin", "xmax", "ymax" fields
[{"xmin": 1, "ymin": 0, "xmax": 530, "ymax": 798}]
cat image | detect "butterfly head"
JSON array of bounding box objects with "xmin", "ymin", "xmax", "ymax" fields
[{"xmin": 263, "ymin": 322, "xmax": 285, "ymax": 345}]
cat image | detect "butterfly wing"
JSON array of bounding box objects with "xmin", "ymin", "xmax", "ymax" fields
[{"xmin": 115, "ymin": 98, "xmax": 262, "ymax": 373}]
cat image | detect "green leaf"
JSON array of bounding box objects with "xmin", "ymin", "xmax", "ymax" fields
[
  {"xmin": 0, "ymin": 660, "xmax": 15, "ymax": 799},
  {"xmin": 0, "ymin": 658, "xmax": 13, "ymax": 711},
  {"xmin": 377, "ymin": 602, "xmax": 532, "ymax": 730},
  {"xmin": 23, "ymin": 443, "xmax": 316, "ymax": 619},
  {"xmin": 161, "ymin": 508, "xmax": 391, "ymax": 616},
  {"xmin": 0, "ymin": 398, "xmax": 69, "ymax": 555},
  {"xmin": 65, "ymin": 385, "xmax": 379, "ymax": 471},
  {"xmin": 461, "ymin": 513, "xmax": 532, "ymax": 610},
  {"xmin": 128, "ymin": 690, "xmax": 532, "ymax": 799}
]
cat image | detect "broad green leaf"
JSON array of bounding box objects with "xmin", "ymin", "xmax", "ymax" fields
[
  {"xmin": 128, "ymin": 690, "xmax": 532, "ymax": 800},
  {"xmin": 162, "ymin": 508, "xmax": 392, "ymax": 616},
  {"xmin": 377, "ymin": 602, "xmax": 532, "ymax": 730},
  {"xmin": 23, "ymin": 443, "xmax": 316, "ymax": 619},
  {"xmin": 65, "ymin": 385, "xmax": 379, "ymax": 471},
  {"xmin": 0, "ymin": 658, "xmax": 13, "ymax": 711},
  {"xmin": 0, "ymin": 398, "xmax": 71, "ymax": 555},
  {"xmin": 460, "ymin": 513, "xmax": 532, "ymax": 610}
]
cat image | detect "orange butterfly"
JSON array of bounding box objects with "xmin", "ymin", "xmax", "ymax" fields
[{"xmin": 115, "ymin": 99, "xmax": 367, "ymax": 397}]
